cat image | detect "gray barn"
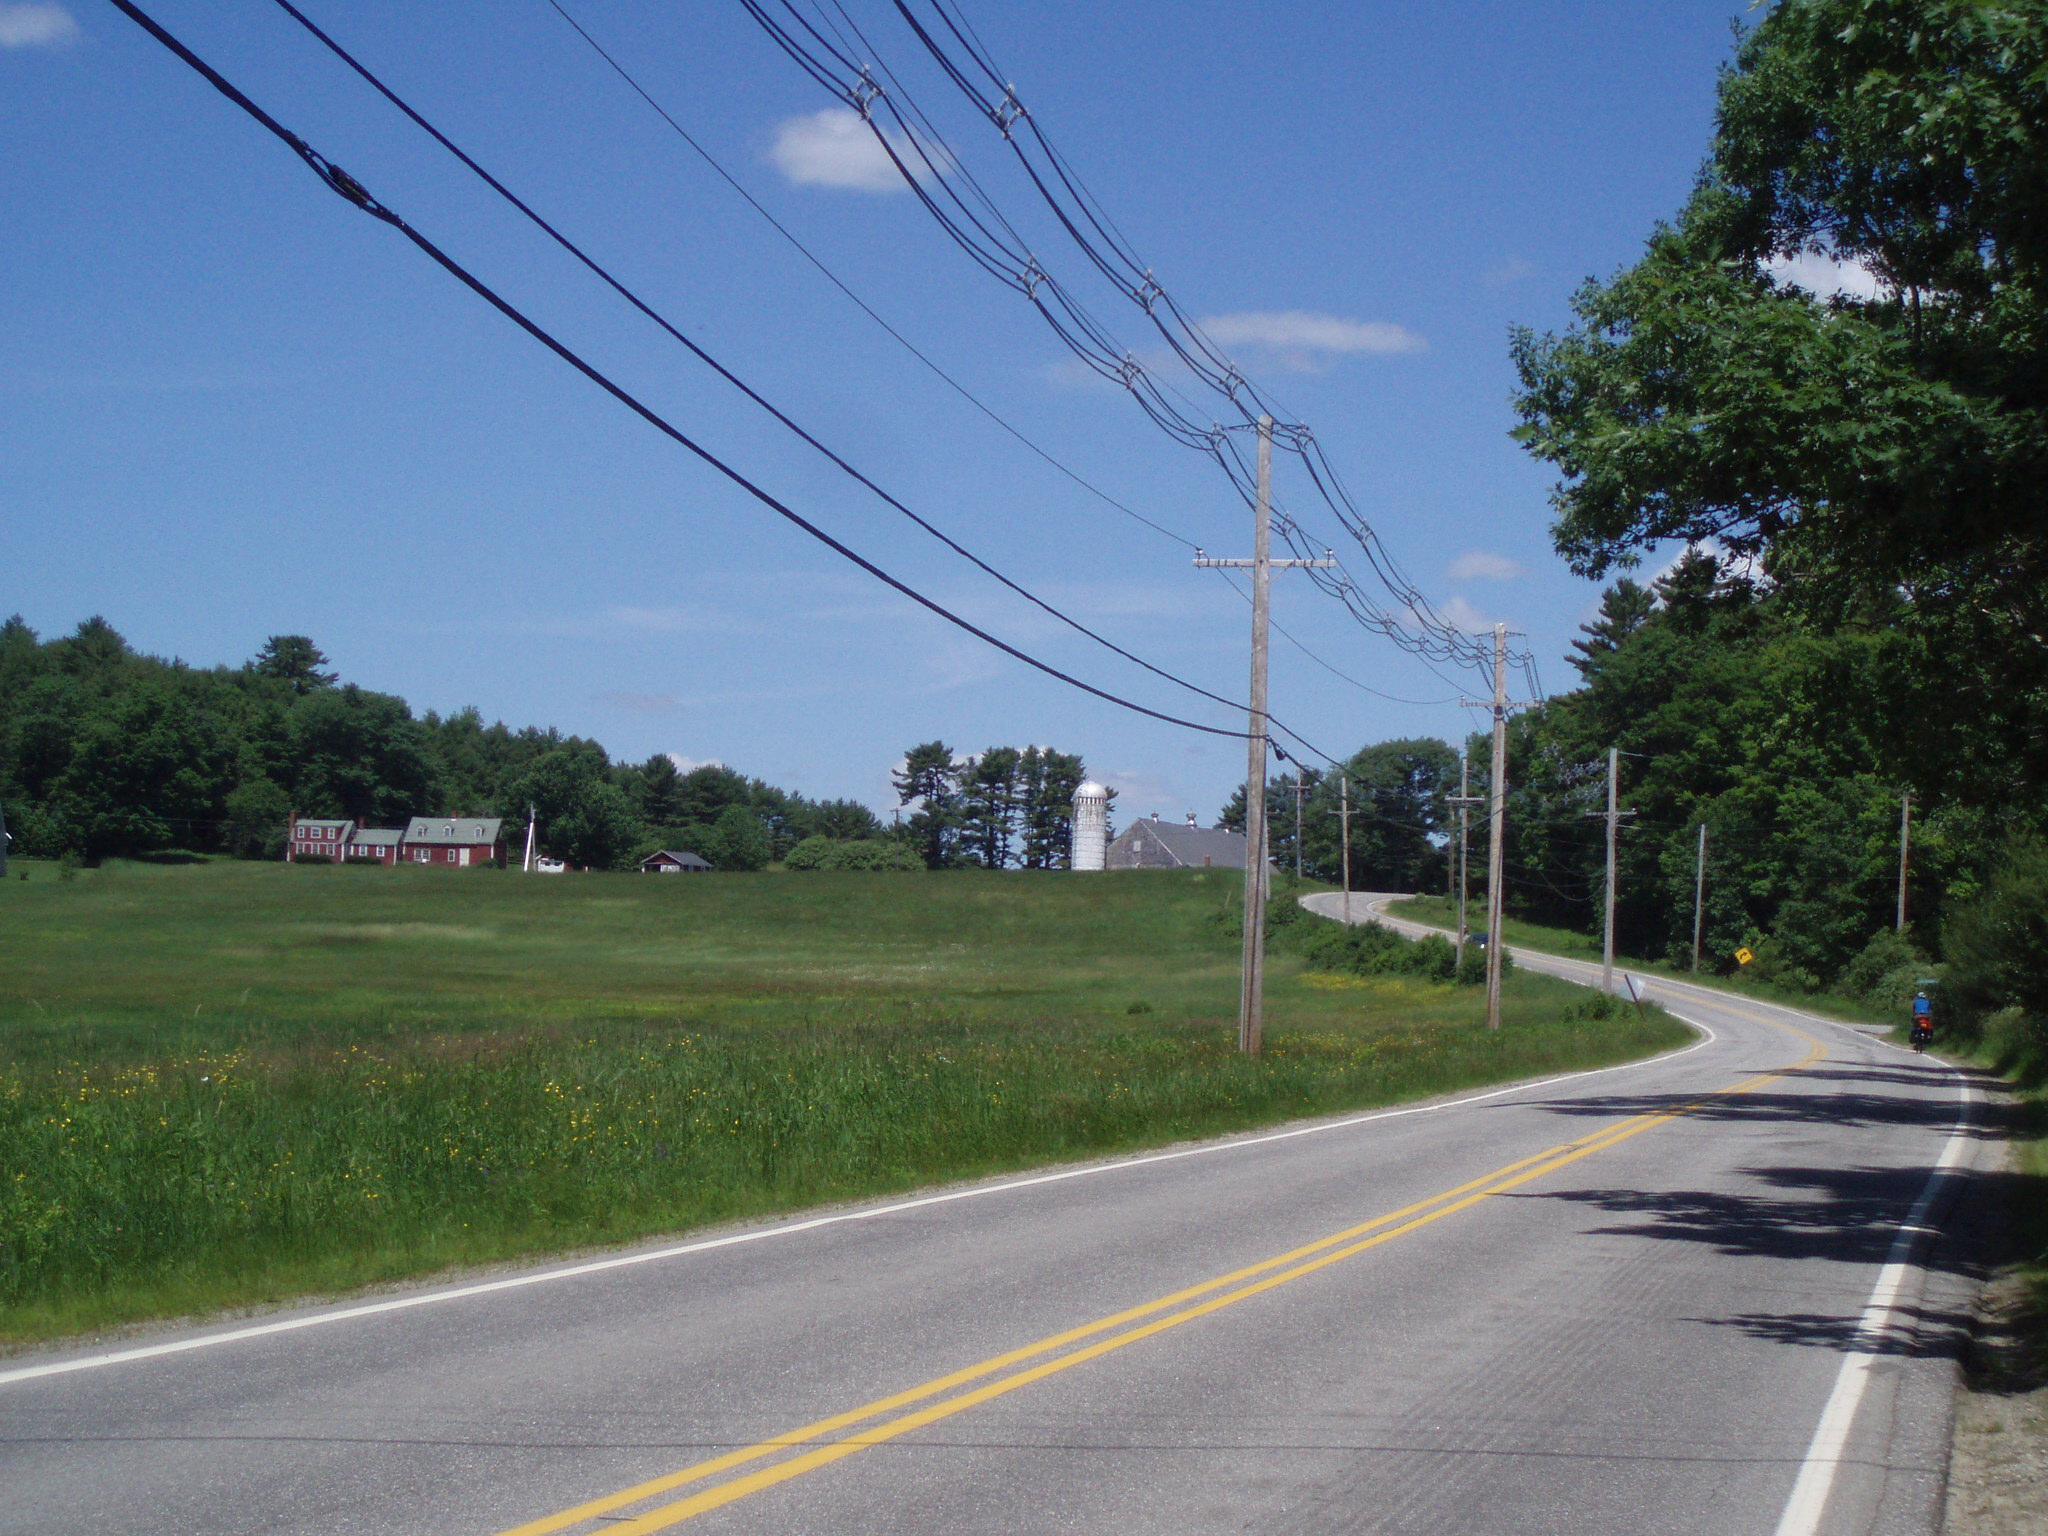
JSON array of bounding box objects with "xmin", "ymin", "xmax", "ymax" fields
[{"xmin": 1105, "ymin": 815, "xmax": 1256, "ymax": 871}]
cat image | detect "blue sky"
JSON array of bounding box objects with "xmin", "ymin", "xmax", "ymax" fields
[{"xmin": 3, "ymin": 1, "xmax": 1748, "ymax": 818}]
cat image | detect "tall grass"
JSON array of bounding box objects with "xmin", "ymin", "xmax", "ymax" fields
[{"xmin": 0, "ymin": 861, "xmax": 1683, "ymax": 1342}]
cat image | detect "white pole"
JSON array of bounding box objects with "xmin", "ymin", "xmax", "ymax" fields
[
  {"xmin": 1896, "ymin": 791, "xmax": 1911, "ymax": 932},
  {"xmin": 1603, "ymin": 745, "xmax": 1618, "ymax": 994},
  {"xmin": 522, "ymin": 803, "xmax": 536, "ymax": 873},
  {"xmin": 1485, "ymin": 623, "xmax": 1508, "ymax": 1030},
  {"xmin": 1237, "ymin": 416, "xmax": 1274, "ymax": 1057},
  {"xmin": 1692, "ymin": 822, "xmax": 1708, "ymax": 973}
]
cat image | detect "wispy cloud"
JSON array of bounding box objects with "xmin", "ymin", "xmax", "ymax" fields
[
  {"xmin": 1195, "ymin": 310, "xmax": 1425, "ymax": 373},
  {"xmin": 0, "ymin": 3, "xmax": 78, "ymax": 47},
  {"xmin": 1765, "ymin": 250, "xmax": 1887, "ymax": 302},
  {"xmin": 1483, "ymin": 256, "xmax": 1533, "ymax": 288},
  {"xmin": 1437, "ymin": 595, "xmax": 1494, "ymax": 633},
  {"xmin": 768, "ymin": 108, "xmax": 949, "ymax": 192},
  {"xmin": 1447, "ymin": 550, "xmax": 1525, "ymax": 582},
  {"xmin": 593, "ymin": 691, "xmax": 681, "ymax": 715},
  {"xmin": 600, "ymin": 605, "xmax": 725, "ymax": 635},
  {"xmin": 667, "ymin": 753, "xmax": 725, "ymax": 773}
]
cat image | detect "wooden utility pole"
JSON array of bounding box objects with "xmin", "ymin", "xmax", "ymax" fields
[
  {"xmin": 1896, "ymin": 791, "xmax": 1912, "ymax": 932},
  {"xmin": 1597, "ymin": 747, "xmax": 1635, "ymax": 994},
  {"xmin": 1291, "ymin": 772, "xmax": 1306, "ymax": 882},
  {"xmin": 1484, "ymin": 625, "xmax": 1509, "ymax": 1029},
  {"xmin": 1339, "ymin": 775, "xmax": 1352, "ymax": 921},
  {"xmin": 1193, "ymin": 416, "xmax": 1332, "ymax": 1055},
  {"xmin": 1691, "ymin": 823, "xmax": 1708, "ymax": 972},
  {"xmin": 1457, "ymin": 625, "xmax": 1531, "ymax": 1029},
  {"xmin": 1447, "ymin": 752, "xmax": 1481, "ymax": 969}
]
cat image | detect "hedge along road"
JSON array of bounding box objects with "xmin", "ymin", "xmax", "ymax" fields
[{"xmin": 0, "ymin": 895, "xmax": 1985, "ymax": 1536}]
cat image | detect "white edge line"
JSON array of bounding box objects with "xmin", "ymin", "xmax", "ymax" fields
[
  {"xmin": 1771, "ymin": 1068, "xmax": 1976, "ymax": 1536},
  {"xmin": 0, "ymin": 985, "xmax": 1719, "ymax": 1389}
]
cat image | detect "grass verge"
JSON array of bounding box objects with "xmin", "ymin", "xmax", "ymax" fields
[
  {"xmin": 1386, "ymin": 894, "xmax": 1901, "ymax": 1026},
  {"xmin": 0, "ymin": 860, "xmax": 1684, "ymax": 1346}
]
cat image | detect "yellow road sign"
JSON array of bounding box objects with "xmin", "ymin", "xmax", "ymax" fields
[{"xmin": 1734, "ymin": 946, "xmax": 1754, "ymax": 965}]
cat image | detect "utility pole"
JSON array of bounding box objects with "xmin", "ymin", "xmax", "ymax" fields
[
  {"xmin": 1460, "ymin": 624, "xmax": 1533, "ymax": 1030},
  {"xmin": 1590, "ymin": 747, "xmax": 1636, "ymax": 994},
  {"xmin": 1447, "ymin": 752, "xmax": 1482, "ymax": 969},
  {"xmin": 1291, "ymin": 772, "xmax": 1306, "ymax": 883},
  {"xmin": 1485, "ymin": 628, "xmax": 1509, "ymax": 1029},
  {"xmin": 1691, "ymin": 823, "xmax": 1708, "ymax": 973},
  {"xmin": 1338, "ymin": 775, "xmax": 1352, "ymax": 922},
  {"xmin": 521, "ymin": 803, "xmax": 537, "ymax": 873},
  {"xmin": 1193, "ymin": 416, "xmax": 1334, "ymax": 1056},
  {"xmin": 1896, "ymin": 791, "xmax": 1912, "ymax": 932}
]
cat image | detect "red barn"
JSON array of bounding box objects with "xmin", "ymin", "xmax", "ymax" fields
[{"xmin": 401, "ymin": 816, "xmax": 504, "ymax": 868}]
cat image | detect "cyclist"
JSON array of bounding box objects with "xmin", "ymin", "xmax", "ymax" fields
[{"xmin": 1910, "ymin": 990, "xmax": 1934, "ymax": 1052}]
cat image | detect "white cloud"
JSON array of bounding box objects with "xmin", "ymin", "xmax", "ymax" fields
[
  {"xmin": 667, "ymin": 754, "xmax": 725, "ymax": 774},
  {"xmin": 1765, "ymin": 250, "xmax": 1887, "ymax": 302},
  {"xmin": 0, "ymin": 3, "xmax": 77, "ymax": 47},
  {"xmin": 1447, "ymin": 550, "xmax": 1525, "ymax": 582},
  {"xmin": 768, "ymin": 108, "xmax": 948, "ymax": 192},
  {"xmin": 1194, "ymin": 311, "xmax": 1424, "ymax": 375},
  {"xmin": 1437, "ymin": 596, "xmax": 1494, "ymax": 633}
]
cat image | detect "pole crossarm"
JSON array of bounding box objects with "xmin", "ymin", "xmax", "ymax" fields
[{"xmin": 1194, "ymin": 552, "xmax": 1337, "ymax": 570}]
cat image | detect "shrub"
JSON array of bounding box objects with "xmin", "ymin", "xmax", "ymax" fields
[
  {"xmin": 291, "ymin": 853, "xmax": 333, "ymax": 866},
  {"xmin": 1296, "ymin": 917, "xmax": 1490, "ymax": 986},
  {"xmin": 1835, "ymin": 928, "xmax": 1933, "ymax": 1014},
  {"xmin": 1944, "ymin": 836, "xmax": 2048, "ymax": 1038},
  {"xmin": 782, "ymin": 837, "xmax": 923, "ymax": 872},
  {"xmin": 782, "ymin": 835, "xmax": 833, "ymax": 871}
]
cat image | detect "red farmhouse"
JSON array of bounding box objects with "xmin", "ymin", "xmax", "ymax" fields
[
  {"xmin": 401, "ymin": 816, "xmax": 504, "ymax": 868},
  {"xmin": 287, "ymin": 816, "xmax": 355, "ymax": 862}
]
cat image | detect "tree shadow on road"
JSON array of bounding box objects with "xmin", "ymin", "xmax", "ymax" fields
[{"xmin": 1514, "ymin": 1060, "xmax": 2006, "ymax": 1141}]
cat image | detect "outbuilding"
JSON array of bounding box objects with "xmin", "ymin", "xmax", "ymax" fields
[{"xmin": 640, "ymin": 849, "xmax": 713, "ymax": 874}]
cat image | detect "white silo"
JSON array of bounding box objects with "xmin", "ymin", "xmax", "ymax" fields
[{"xmin": 1071, "ymin": 781, "xmax": 1109, "ymax": 871}]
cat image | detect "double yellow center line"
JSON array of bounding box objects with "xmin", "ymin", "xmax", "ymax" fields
[{"xmin": 499, "ymin": 1037, "xmax": 1823, "ymax": 1535}]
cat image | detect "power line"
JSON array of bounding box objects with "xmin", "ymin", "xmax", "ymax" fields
[
  {"xmin": 263, "ymin": 0, "xmax": 1258, "ymax": 730},
  {"xmin": 737, "ymin": 0, "xmax": 1524, "ymax": 674},
  {"xmin": 108, "ymin": 0, "xmax": 1252, "ymax": 743},
  {"xmin": 539, "ymin": 0, "xmax": 1198, "ymax": 553}
]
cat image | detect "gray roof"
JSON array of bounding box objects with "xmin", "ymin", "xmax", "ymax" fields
[
  {"xmin": 403, "ymin": 817, "xmax": 503, "ymax": 846},
  {"xmin": 641, "ymin": 849, "xmax": 713, "ymax": 869},
  {"xmin": 1105, "ymin": 819, "xmax": 1257, "ymax": 870},
  {"xmin": 351, "ymin": 828, "xmax": 404, "ymax": 848}
]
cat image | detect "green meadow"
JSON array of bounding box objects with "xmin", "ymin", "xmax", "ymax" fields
[{"xmin": 0, "ymin": 859, "xmax": 1684, "ymax": 1343}]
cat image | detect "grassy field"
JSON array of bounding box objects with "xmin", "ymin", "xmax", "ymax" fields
[
  {"xmin": 1386, "ymin": 894, "xmax": 1903, "ymax": 1027},
  {"xmin": 0, "ymin": 859, "xmax": 1685, "ymax": 1344}
]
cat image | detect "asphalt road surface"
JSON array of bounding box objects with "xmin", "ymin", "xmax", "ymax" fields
[{"xmin": 0, "ymin": 894, "xmax": 1988, "ymax": 1536}]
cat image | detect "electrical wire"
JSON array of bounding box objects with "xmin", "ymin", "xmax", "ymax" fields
[
  {"xmin": 539, "ymin": 0, "xmax": 1198, "ymax": 553},
  {"xmin": 740, "ymin": 0, "xmax": 1529, "ymax": 675},
  {"xmin": 266, "ymin": 0, "xmax": 1263, "ymax": 727},
  {"xmin": 108, "ymin": 0, "xmax": 1253, "ymax": 742}
]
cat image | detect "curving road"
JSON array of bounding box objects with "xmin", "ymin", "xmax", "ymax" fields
[{"xmin": 0, "ymin": 894, "xmax": 1987, "ymax": 1535}]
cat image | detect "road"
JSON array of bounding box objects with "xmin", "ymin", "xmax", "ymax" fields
[{"xmin": 0, "ymin": 894, "xmax": 1987, "ymax": 1536}]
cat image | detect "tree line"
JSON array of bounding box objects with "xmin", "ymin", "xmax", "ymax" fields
[
  {"xmin": 1447, "ymin": 0, "xmax": 2046, "ymax": 1029},
  {"xmin": 1204, "ymin": 2, "xmax": 2048, "ymax": 1029},
  {"xmin": 0, "ymin": 619, "xmax": 1081, "ymax": 873}
]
